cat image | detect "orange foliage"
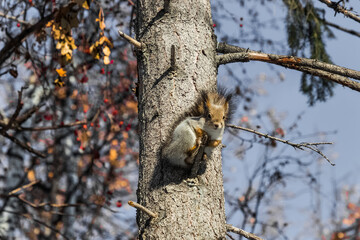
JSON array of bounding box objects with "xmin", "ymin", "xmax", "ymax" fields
[{"xmin": 342, "ymin": 202, "xmax": 360, "ymax": 226}]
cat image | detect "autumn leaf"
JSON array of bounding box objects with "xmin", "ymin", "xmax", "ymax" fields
[
  {"xmin": 347, "ymin": 202, "xmax": 356, "ymax": 210},
  {"xmin": 104, "ymin": 56, "xmax": 110, "ymax": 65},
  {"xmin": 73, "ymin": 0, "xmax": 91, "ymax": 9},
  {"xmin": 48, "ymin": 172, "xmax": 54, "ymax": 179},
  {"xmin": 79, "ymin": 130, "xmax": 91, "ymax": 148},
  {"xmin": 109, "ymin": 178, "xmax": 130, "ymax": 191},
  {"xmin": 91, "ymin": 194, "xmax": 106, "ymax": 206},
  {"xmin": 342, "ymin": 218, "xmax": 354, "ymax": 225},
  {"xmin": 89, "ymin": 44, "xmax": 100, "ymax": 59},
  {"xmin": 46, "ymin": 20, "xmax": 54, "ymax": 28},
  {"xmin": 103, "ymin": 46, "xmax": 111, "ymax": 56},
  {"xmin": 100, "ymin": 36, "xmax": 113, "ymax": 48},
  {"xmin": 337, "ymin": 232, "xmax": 345, "ymax": 239},
  {"xmin": 118, "ymin": 159, "xmax": 126, "ymax": 168},
  {"xmin": 122, "ymin": 131, "xmax": 129, "ymax": 140},
  {"xmin": 96, "ymin": 8, "xmax": 106, "ymax": 30},
  {"xmin": 119, "ymin": 140, "xmax": 127, "ymax": 155},
  {"xmin": 56, "ymin": 68, "xmax": 67, "ymax": 77},
  {"xmin": 54, "ymin": 78, "xmax": 65, "ymax": 87},
  {"xmin": 111, "ymin": 139, "xmax": 118, "ymax": 146},
  {"xmin": 109, "ymin": 148, "xmax": 118, "ymax": 166},
  {"xmin": 27, "ymin": 169, "xmax": 36, "ymax": 182}
]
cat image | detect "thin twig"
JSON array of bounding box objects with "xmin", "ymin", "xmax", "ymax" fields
[
  {"xmin": 324, "ymin": 20, "xmax": 360, "ymax": 38},
  {"xmin": 8, "ymin": 180, "xmax": 40, "ymax": 195},
  {"xmin": 2, "ymin": 87, "xmax": 26, "ymax": 131},
  {"xmin": 16, "ymin": 104, "xmax": 45, "ymax": 124},
  {"xmin": 281, "ymin": 63, "xmax": 360, "ymax": 92},
  {"xmin": 128, "ymin": 201, "xmax": 158, "ymax": 218},
  {"xmin": 318, "ymin": 0, "xmax": 360, "ymax": 24},
  {"xmin": 118, "ymin": 30, "xmax": 143, "ymax": 49},
  {"xmin": 226, "ymin": 224, "xmax": 264, "ymax": 240},
  {"xmin": 0, "ymin": 11, "xmax": 30, "ymax": 25},
  {"xmin": 25, "ymin": 214, "xmax": 70, "ymax": 240},
  {"xmin": 17, "ymin": 195, "xmax": 80, "ymax": 209},
  {"xmin": 1, "ymin": 131, "xmax": 46, "ymax": 158},
  {"xmin": 2, "ymin": 210, "xmax": 70, "ymax": 240},
  {"xmin": 227, "ymin": 124, "xmax": 335, "ymax": 166},
  {"xmin": 226, "ymin": 232, "xmax": 236, "ymax": 240},
  {"xmin": 19, "ymin": 120, "xmax": 87, "ymax": 131}
]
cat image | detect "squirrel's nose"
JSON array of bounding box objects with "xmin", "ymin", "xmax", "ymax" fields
[{"xmin": 214, "ymin": 123, "xmax": 220, "ymax": 128}]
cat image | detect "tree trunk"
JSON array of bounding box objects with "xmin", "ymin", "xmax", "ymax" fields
[{"xmin": 136, "ymin": 0, "xmax": 226, "ymax": 239}]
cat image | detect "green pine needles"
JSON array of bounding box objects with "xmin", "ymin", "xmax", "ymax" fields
[{"xmin": 283, "ymin": 0, "xmax": 336, "ymax": 105}]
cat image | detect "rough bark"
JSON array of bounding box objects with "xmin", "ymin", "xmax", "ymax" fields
[{"xmin": 135, "ymin": 0, "xmax": 226, "ymax": 239}]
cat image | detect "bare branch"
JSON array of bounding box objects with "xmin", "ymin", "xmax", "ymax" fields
[
  {"xmin": 8, "ymin": 180, "xmax": 40, "ymax": 195},
  {"xmin": 118, "ymin": 30, "xmax": 143, "ymax": 49},
  {"xmin": 2, "ymin": 87, "xmax": 26, "ymax": 131},
  {"xmin": 227, "ymin": 124, "xmax": 335, "ymax": 166},
  {"xmin": 282, "ymin": 63, "xmax": 360, "ymax": 92},
  {"xmin": 0, "ymin": 11, "xmax": 30, "ymax": 25},
  {"xmin": 216, "ymin": 43, "xmax": 360, "ymax": 92},
  {"xmin": 19, "ymin": 120, "xmax": 87, "ymax": 131},
  {"xmin": 9, "ymin": 211, "xmax": 70, "ymax": 240},
  {"xmin": 324, "ymin": 20, "xmax": 360, "ymax": 38},
  {"xmin": 318, "ymin": 0, "xmax": 360, "ymax": 24},
  {"xmin": 1, "ymin": 131, "xmax": 46, "ymax": 158},
  {"xmin": 226, "ymin": 232, "xmax": 236, "ymax": 240},
  {"xmin": 226, "ymin": 224, "xmax": 264, "ymax": 240},
  {"xmin": 217, "ymin": 42, "xmax": 249, "ymax": 54},
  {"xmin": 216, "ymin": 47, "xmax": 360, "ymax": 81},
  {"xmin": 16, "ymin": 104, "xmax": 44, "ymax": 125},
  {"xmin": 128, "ymin": 201, "xmax": 158, "ymax": 218},
  {"xmin": 17, "ymin": 194, "xmax": 80, "ymax": 209}
]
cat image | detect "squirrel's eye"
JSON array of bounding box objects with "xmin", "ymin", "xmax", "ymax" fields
[{"xmin": 223, "ymin": 115, "xmax": 226, "ymax": 120}]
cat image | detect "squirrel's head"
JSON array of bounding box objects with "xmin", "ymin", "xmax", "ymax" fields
[{"xmin": 203, "ymin": 91, "xmax": 231, "ymax": 129}]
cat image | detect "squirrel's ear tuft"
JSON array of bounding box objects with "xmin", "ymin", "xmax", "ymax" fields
[
  {"xmin": 225, "ymin": 93, "xmax": 232, "ymax": 103},
  {"xmin": 200, "ymin": 90, "xmax": 209, "ymax": 102}
]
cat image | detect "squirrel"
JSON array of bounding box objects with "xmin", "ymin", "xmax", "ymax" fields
[
  {"xmin": 162, "ymin": 116, "xmax": 207, "ymax": 168},
  {"xmin": 162, "ymin": 89, "xmax": 232, "ymax": 168}
]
